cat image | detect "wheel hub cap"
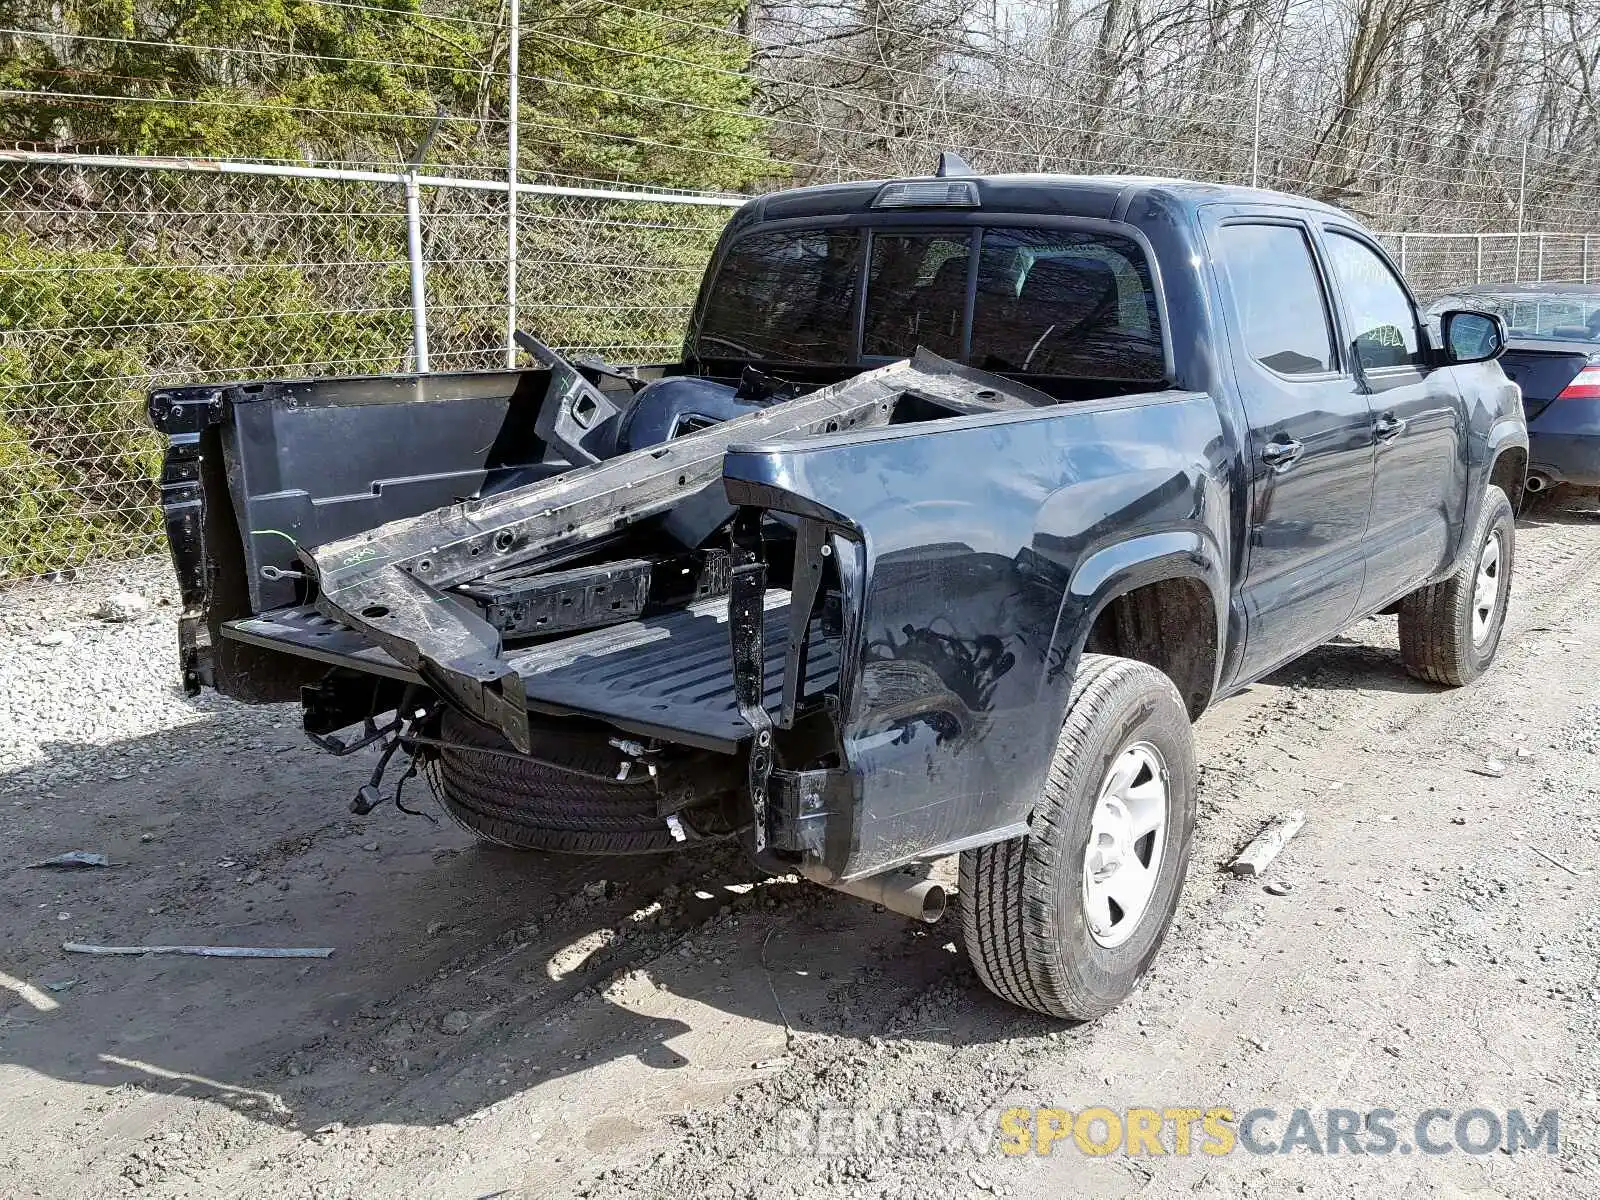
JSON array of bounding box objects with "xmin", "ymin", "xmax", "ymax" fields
[
  {"xmin": 1082, "ymin": 742, "xmax": 1169, "ymax": 949},
  {"xmin": 1472, "ymin": 531, "xmax": 1502, "ymax": 647}
]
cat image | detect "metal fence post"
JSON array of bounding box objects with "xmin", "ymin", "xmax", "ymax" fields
[
  {"xmin": 1536, "ymin": 234, "xmax": 1545, "ymax": 281},
  {"xmin": 1586, "ymin": 234, "xmax": 1592, "ymax": 284},
  {"xmin": 402, "ymin": 111, "xmax": 446, "ymax": 374},
  {"xmin": 1250, "ymin": 74, "xmax": 1262, "ymax": 188},
  {"xmin": 1398, "ymin": 233, "xmax": 1407, "ymax": 277},
  {"xmin": 1476, "ymin": 234, "xmax": 1484, "ymax": 283},
  {"xmin": 404, "ymin": 172, "xmax": 431, "ymax": 373},
  {"xmin": 1515, "ymin": 142, "xmax": 1527, "ymax": 282},
  {"xmin": 504, "ymin": 0, "xmax": 520, "ymax": 368}
]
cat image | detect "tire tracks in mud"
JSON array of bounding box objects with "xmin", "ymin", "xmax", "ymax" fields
[{"xmin": 174, "ymin": 844, "xmax": 862, "ymax": 1195}]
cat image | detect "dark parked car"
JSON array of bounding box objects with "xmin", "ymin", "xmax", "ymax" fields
[
  {"xmin": 1428, "ymin": 282, "xmax": 1600, "ymax": 497},
  {"xmin": 149, "ymin": 168, "xmax": 1527, "ymax": 1020}
]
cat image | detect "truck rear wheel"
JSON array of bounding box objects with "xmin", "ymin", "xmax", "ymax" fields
[
  {"xmin": 959, "ymin": 654, "xmax": 1197, "ymax": 1020},
  {"xmin": 1397, "ymin": 484, "xmax": 1514, "ymax": 686},
  {"xmin": 424, "ymin": 708, "xmax": 679, "ymax": 854}
]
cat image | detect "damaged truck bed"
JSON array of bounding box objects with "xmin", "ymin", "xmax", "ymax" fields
[
  {"xmin": 298, "ymin": 356, "xmax": 1036, "ymax": 758},
  {"xmin": 150, "ymin": 168, "xmax": 1526, "ymax": 1021}
]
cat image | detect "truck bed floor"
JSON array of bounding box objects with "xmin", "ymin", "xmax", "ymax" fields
[{"xmin": 224, "ymin": 589, "xmax": 834, "ymax": 752}]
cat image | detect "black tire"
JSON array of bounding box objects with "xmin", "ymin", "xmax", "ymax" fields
[
  {"xmin": 1398, "ymin": 484, "xmax": 1514, "ymax": 687},
  {"xmin": 426, "ymin": 708, "xmax": 678, "ymax": 854},
  {"xmin": 959, "ymin": 654, "xmax": 1197, "ymax": 1020}
]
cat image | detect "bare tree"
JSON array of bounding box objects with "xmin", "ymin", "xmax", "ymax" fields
[{"xmin": 748, "ymin": 0, "xmax": 1600, "ymax": 237}]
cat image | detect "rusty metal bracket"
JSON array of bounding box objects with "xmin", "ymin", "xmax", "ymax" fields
[{"xmin": 728, "ymin": 508, "xmax": 773, "ymax": 852}]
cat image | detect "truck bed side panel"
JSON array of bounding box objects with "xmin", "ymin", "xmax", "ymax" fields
[{"xmin": 725, "ymin": 391, "xmax": 1230, "ymax": 877}]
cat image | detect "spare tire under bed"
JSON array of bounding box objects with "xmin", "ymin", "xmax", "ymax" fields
[{"xmin": 424, "ymin": 707, "xmax": 684, "ymax": 854}]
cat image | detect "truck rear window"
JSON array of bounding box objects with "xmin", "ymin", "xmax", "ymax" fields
[
  {"xmin": 692, "ymin": 228, "xmax": 864, "ymax": 364},
  {"xmin": 692, "ymin": 225, "xmax": 1165, "ymax": 382}
]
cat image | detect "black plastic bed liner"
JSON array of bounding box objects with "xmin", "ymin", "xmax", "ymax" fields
[{"xmin": 223, "ymin": 589, "xmax": 835, "ymax": 753}]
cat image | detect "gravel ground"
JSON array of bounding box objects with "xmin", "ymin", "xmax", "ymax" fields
[
  {"xmin": 0, "ymin": 560, "xmax": 257, "ymax": 785},
  {"xmin": 1, "ymin": 506, "xmax": 1598, "ymax": 1199}
]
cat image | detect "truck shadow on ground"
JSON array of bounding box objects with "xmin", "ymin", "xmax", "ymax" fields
[
  {"xmin": 0, "ymin": 719, "xmax": 1045, "ymax": 1143},
  {"xmin": 1261, "ymin": 630, "xmax": 1431, "ymax": 695},
  {"xmin": 1263, "ymin": 500, "xmax": 1600, "ymax": 694}
]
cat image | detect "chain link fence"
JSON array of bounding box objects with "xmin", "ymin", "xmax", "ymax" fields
[
  {"xmin": 0, "ymin": 154, "xmax": 736, "ymax": 582},
  {"xmin": 1, "ymin": 150, "xmax": 1594, "ymax": 585},
  {"xmin": 1383, "ymin": 232, "xmax": 1598, "ymax": 295}
]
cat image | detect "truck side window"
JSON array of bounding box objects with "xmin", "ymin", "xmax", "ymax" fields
[
  {"xmin": 862, "ymin": 232, "xmax": 972, "ymax": 360},
  {"xmin": 1322, "ymin": 231, "xmax": 1421, "ymax": 371},
  {"xmin": 695, "ymin": 228, "xmax": 862, "ymax": 364},
  {"xmin": 1217, "ymin": 223, "xmax": 1336, "ymax": 376}
]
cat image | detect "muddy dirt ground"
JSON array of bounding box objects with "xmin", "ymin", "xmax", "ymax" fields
[{"xmin": 2, "ymin": 504, "xmax": 1598, "ymax": 1200}]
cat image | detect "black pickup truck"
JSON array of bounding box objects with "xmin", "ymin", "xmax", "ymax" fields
[{"xmin": 150, "ymin": 168, "xmax": 1527, "ymax": 1020}]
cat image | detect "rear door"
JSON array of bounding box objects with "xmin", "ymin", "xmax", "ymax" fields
[
  {"xmin": 1317, "ymin": 226, "xmax": 1467, "ymax": 610},
  {"xmin": 1206, "ymin": 213, "xmax": 1375, "ymax": 680}
]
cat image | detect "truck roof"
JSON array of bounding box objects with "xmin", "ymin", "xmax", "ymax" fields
[{"xmin": 742, "ymin": 172, "xmax": 1351, "ymax": 224}]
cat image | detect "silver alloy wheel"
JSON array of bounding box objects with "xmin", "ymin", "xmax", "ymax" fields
[
  {"xmin": 1471, "ymin": 530, "xmax": 1503, "ymax": 647},
  {"xmin": 1082, "ymin": 741, "xmax": 1169, "ymax": 949}
]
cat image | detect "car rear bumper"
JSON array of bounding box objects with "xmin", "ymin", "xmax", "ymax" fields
[
  {"xmin": 1527, "ymin": 434, "xmax": 1600, "ymax": 487},
  {"xmin": 1528, "ymin": 405, "xmax": 1600, "ymax": 486}
]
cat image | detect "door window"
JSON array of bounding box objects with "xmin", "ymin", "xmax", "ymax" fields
[
  {"xmin": 1323, "ymin": 231, "xmax": 1420, "ymax": 370},
  {"xmin": 1217, "ymin": 224, "xmax": 1336, "ymax": 376}
]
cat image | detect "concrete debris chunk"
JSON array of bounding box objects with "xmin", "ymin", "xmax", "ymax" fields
[
  {"xmin": 1229, "ymin": 810, "xmax": 1306, "ymax": 877},
  {"xmin": 28, "ymin": 851, "xmax": 110, "ymax": 870}
]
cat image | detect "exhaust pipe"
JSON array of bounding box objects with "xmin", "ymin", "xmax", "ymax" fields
[
  {"xmin": 1526, "ymin": 473, "xmax": 1551, "ymax": 494},
  {"xmin": 799, "ymin": 863, "xmax": 949, "ymax": 924}
]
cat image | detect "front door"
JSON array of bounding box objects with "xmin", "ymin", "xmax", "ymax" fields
[
  {"xmin": 1316, "ymin": 226, "xmax": 1468, "ymax": 610},
  {"xmin": 1207, "ymin": 216, "xmax": 1377, "ymax": 682}
]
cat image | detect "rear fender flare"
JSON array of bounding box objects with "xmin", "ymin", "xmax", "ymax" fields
[
  {"xmin": 1046, "ymin": 529, "xmax": 1228, "ymax": 717},
  {"xmin": 1451, "ymin": 419, "xmax": 1528, "ymax": 571}
]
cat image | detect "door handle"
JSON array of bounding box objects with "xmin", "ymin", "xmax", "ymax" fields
[
  {"xmin": 1374, "ymin": 413, "xmax": 1408, "ymax": 441},
  {"xmin": 1260, "ymin": 438, "xmax": 1304, "ymax": 469}
]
